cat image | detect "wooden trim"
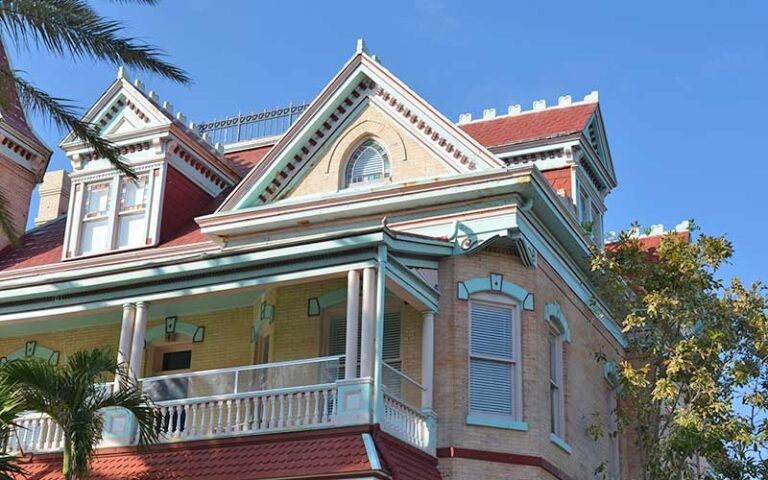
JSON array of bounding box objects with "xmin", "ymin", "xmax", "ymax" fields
[{"xmin": 436, "ymin": 446, "xmax": 573, "ymax": 480}]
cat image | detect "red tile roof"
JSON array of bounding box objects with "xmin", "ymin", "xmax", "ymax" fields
[
  {"xmin": 0, "ymin": 40, "xmax": 40, "ymax": 143},
  {"xmin": 225, "ymin": 145, "xmax": 272, "ymax": 177},
  {"xmin": 13, "ymin": 426, "xmax": 442, "ymax": 480},
  {"xmin": 460, "ymin": 103, "xmax": 596, "ymax": 148}
]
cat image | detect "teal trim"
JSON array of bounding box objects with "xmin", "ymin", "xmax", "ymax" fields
[
  {"xmin": 2, "ymin": 342, "xmax": 59, "ymax": 366},
  {"xmin": 317, "ymin": 288, "xmax": 347, "ymax": 309},
  {"xmin": 307, "ymin": 297, "xmax": 321, "ymax": 316},
  {"xmin": 457, "ymin": 274, "xmax": 535, "ymax": 310},
  {"xmin": 544, "ymin": 302, "xmax": 571, "ymax": 342},
  {"xmin": 550, "ymin": 433, "xmax": 573, "ymax": 454},
  {"xmin": 362, "ymin": 433, "xmax": 382, "ymax": 470},
  {"xmin": 145, "ymin": 320, "xmax": 205, "ymax": 345},
  {"xmin": 466, "ymin": 414, "xmax": 529, "ymax": 431}
]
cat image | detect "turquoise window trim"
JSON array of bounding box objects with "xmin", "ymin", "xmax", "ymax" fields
[
  {"xmin": 466, "ymin": 414, "xmax": 528, "ymax": 431},
  {"xmin": 0, "ymin": 341, "xmax": 60, "ymax": 366},
  {"xmin": 550, "ymin": 433, "xmax": 573, "ymax": 454},
  {"xmin": 544, "ymin": 302, "xmax": 571, "ymax": 342},
  {"xmin": 145, "ymin": 320, "xmax": 205, "ymax": 344},
  {"xmin": 457, "ymin": 274, "xmax": 534, "ymax": 311}
]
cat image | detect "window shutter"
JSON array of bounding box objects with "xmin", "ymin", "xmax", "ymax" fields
[
  {"xmin": 346, "ymin": 140, "xmax": 390, "ymax": 185},
  {"xmin": 470, "ymin": 359, "xmax": 513, "ymax": 416},
  {"xmin": 383, "ymin": 311, "xmax": 401, "ymax": 365},
  {"xmin": 471, "ymin": 303, "xmax": 513, "ymax": 359}
]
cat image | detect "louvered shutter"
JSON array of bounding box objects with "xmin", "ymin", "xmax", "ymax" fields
[
  {"xmin": 329, "ymin": 316, "xmax": 349, "ymax": 379},
  {"xmin": 347, "ymin": 140, "xmax": 390, "ymax": 185},
  {"xmin": 469, "ymin": 302, "xmax": 515, "ymax": 416}
]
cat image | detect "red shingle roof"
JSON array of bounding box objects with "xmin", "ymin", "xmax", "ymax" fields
[
  {"xmin": 225, "ymin": 145, "xmax": 272, "ymax": 177},
  {"xmin": 460, "ymin": 103, "xmax": 596, "ymax": 148},
  {"xmin": 0, "ymin": 40, "xmax": 40, "ymax": 143},
  {"xmin": 14, "ymin": 426, "xmax": 442, "ymax": 480}
]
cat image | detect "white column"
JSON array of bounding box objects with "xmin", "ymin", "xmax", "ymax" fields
[
  {"xmin": 345, "ymin": 270, "xmax": 361, "ymax": 380},
  {"xmin": 115, "ymin": 303, "xmax": 136, "ymax": 389},
  {"xmin": 360, "ymin": 268, "xmax": 376, "ymax": 378},
  {"xmin": 128, "ymin": 301, "xmax": 149, "ymax": 381},
  {"xmin": 421, "ymin": 311, "xmax": 435, "ymax": 410}
]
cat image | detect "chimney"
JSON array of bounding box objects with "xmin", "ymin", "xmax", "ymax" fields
[{"xmin": 34, "ymin": 170, "xmax": 70, "ymax": 226}]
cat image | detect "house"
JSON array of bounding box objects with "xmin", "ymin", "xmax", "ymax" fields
[{"xmin": 0, "ymin": 39, "xmax": 638, "ymax": 479}]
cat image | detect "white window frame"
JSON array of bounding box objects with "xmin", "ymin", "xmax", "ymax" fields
[
  {"xmin": 74, "ymin": 173, "xmax": 155, "ymax": 257},
  {"xmin": 468, "ymin": 293, "xmax": 523, "ymax": 424},
  {"xmin": 344, "ymin": 138, "xmax": 391, "ymax": 188},
  {"xmin": 548, "ymin": 325, "xmax": 566, "ymax": 441}
]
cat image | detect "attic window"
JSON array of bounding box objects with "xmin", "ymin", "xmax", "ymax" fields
[
  {"xmin": 77, "ymin": 174, "xmax": 151, "ymax": 256},
  {"xmin": 345, "ymin": 139, "xmax": 390, "ymax": 187}
]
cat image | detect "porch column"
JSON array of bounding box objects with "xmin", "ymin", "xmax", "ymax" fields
[
  {"xmin": 345, "ymin": 270, "xmax": 361, "ymax": 379},
  {"xmin": 115, "ymin": 303, "xmax": 136, "ymax": 389},
  {"xmin": 421, "ymin": 310, "xmax": 435, "ymax": 410},
  {"xmin": 360, "ymin": 267, "xmax": 376, "ymax": 378},
  {"xmin": 128, "ymin": 301, "xmax": 149, "ymax": 381}
]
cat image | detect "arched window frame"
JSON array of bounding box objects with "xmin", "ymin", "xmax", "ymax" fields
[
  {"xmin": 545, "ymin": 302, "xmax": 571, "ymax": 453},
  {"xmin": 343, "ymin": 138, "xmax": 391, "ymax": 188}
]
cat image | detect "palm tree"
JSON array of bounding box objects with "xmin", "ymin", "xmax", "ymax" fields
[
  {"xmin": 0, "ymin": 386, "xmax": 25, "ymax": 480},
  {"xmin": 0, "ymin": 0, "xmax": 190, "ymax": 244},
  {"xmin": 1, "ymin": 348, "xmax": 159, "ymax": 479}
]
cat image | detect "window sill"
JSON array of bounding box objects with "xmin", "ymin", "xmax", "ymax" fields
[
  {"xmin": 549, "ymin": 433, "xmax": 572, "ymax": 454},
  {"xmin": 466, "ymin": 414, "xmax": 528, "ymax": 431}
]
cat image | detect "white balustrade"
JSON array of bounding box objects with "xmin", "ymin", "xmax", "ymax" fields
[
  {"xmin": 382, "ymin": 393, "xmax": 430, "ymax": 449},
  {"xmin": 5, "ymin": 412, "xmax": 64, "ymax": 454}
]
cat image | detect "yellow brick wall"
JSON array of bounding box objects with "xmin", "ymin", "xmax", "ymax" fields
[
  {"xmin": 284, "ymin": 102, "xmax": 451, "ymax": 199},
  {"xmin": 0, "ymin": 323, "xmax": 121, "ymax": 364},
  {"xmin": 435, "ymin": 249, "xmax": 628, "ymax": 480}
]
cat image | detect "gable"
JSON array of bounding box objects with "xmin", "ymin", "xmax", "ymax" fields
[
  {"xmin": 281, "ymin": 101, "xmax": 451, "ymax": 200},
  {"xmin": 218, "ymin": 50, "xmax": 505, "ymax": 211}
]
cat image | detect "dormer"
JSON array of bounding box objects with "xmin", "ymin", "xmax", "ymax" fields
[{"xmin": 58, "ymin": 69, "xmax": 241, "ymax": 260}]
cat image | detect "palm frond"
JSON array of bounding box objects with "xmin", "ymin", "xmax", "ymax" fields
[
  {"xmin": 0, "ymin": 0, "xmax": 189, "ymax": 83},
  {"xmin": 107, "ymin": 0, "xmax": 160, "ymax": 5},
  {"xmin": 0, "ymin": 187, "xmax": 17, "ymax": 247},
  {"xmin": 0, "ymin": 454, "xmax": 26, "ymax": 480},
  {"xmin": 95, "ymin": 368, "xmax": 158, "ymax": 449},
  {"xmin": 8, "ymin": 71, "xmax": 134, "ymax": 178}
]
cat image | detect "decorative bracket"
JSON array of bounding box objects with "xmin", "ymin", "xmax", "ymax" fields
[{"xmin": 457, "ymin": 273, "xmax": 535, "ymax": 310}]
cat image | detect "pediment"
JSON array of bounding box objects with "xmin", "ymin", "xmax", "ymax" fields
[{"xmin": 218, "ymin": 50, "xmax": 505, "ymax": 212}]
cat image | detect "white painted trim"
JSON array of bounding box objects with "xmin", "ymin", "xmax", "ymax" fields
[{"xmin": 361, "ymin": 433, "xmax": 382, "ymax": 470}]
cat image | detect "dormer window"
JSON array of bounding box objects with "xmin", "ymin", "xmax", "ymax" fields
[
  {"xmin": 345, "ymin": 139, "xmax": 390, "ymax": 187},
  {"xmin": 72, "ymin": 172, "xmax": 156, "ymax": 258}
]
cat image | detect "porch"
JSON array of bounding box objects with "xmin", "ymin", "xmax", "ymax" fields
[{"xmin": 1, "ymin": 236, "xmax": 441, "ymax": 454}]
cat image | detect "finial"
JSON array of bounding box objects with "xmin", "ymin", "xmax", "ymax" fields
[
  {"xmin": 371, "ymin": 54, "xmax": 382, "ymax": 64},
  {"xmin": 356, "ymin": 38, "xmax": 368, "ymax": 55},
  {"xmin": 482, "ymin": 108, "xmax": 496, "ymax": 120},
  {"xmin": 175, "ymin": 111, "xmax": 186, "ymax": 123},
  {"xmin": 148, "ymin": 90, "xmax": 160, "ymax": 102},
  {"xmin": 133, "ymin": 79, "xmax": 144, "ymax": 92},
  {"xmin": 508, "ymin": 104, "xmax": 522, "ymax": 115},
  {"xmin": 675, "ymin": 220, "xmax": 691, "ymax": 232},
  {"xmin": 458, "ymin": 113, "xmax": 472, "ymax": 124},
  {"xmin": 584, "ymin": 90, "xmax": 599, "ymax": 103},
  {"xmin": 117, "ymin": 66, "xmax": 127, "ymax": 80},
  {"xmin": 648, "ymin": 224, "xmax": 664, "ymax": 236},
  {"xmin": 162, "ymin": 101, "xmax": 173, "ymax": 114},
  {"xmin": 533, "ymin": 99, "xmax": 546, "ymax": 111},
  {"xmin": 188, "ymin": 121, "xmax": 196, "ymax": 131},
  {"xmin": 214, "ymin": 142, "xmax": 224, "ymax": 153},
  {"xmin": 558, "ymin": 95, "xmax": 572, "ymax": 106}
]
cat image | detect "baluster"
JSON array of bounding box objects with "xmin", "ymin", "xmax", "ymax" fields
[
  {"xmin": 286, "ymin": 394, "xmax": 294, "ymax": 427},
  {"xmin": 233, "ymin": 398, "xmax": 241, "ymax": 432},
  {"xmin": 278, "ymin": 394, "xmax": 286, "ymax": 428},
  {"xmin": 312, "ymin": 390, "xmax": 321, "ymax": 424},
  {"xmin": 35, "ymin": 418, "xmax": 45, "ymax": 451},
  {"xmin": 269, "ymin": 395, "xmax": 277, "ymax": 429},
  {"xmin": 294, "ymin": 392, "xmax": 303, "ymax": 427},
  {"xmin": 181, "ymin": 405, "xmax": 189, "ymax": 437},
  {"xmin": 243, "ymin": 397, "xmax": 251, "ymax": 431},
  {"xmin": 216, "ymin": 401, "xmax": 224, "ymax": 434},
  {"xmin": 321, "ymin": 389, "xmax": 329, "ymax": 423},
  {"xmin": 303, "ymin": 391, "xmax": 311, "ymax": 425},
  {"xmin": 225, "ymin": 400, "xmax": 233, "ymax": 433},
  {"xmin": 331, "ymin": 388, "xmax": 338, "ymax": 418},
  {"xmin": 261, "ymin": 396, "xmax": 269, "ymax": 430}
]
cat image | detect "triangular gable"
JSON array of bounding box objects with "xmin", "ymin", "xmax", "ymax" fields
[
  {"xmin": 218, "ymin": 46, "xmax": 506, "ymax": 211},
  {"xmin": 60, "ymin": 71, "xmax": 172, "ymax": 147},
  {"xmin": 582, "ymin": 105, "xmax": 617, "ymax": 188}
]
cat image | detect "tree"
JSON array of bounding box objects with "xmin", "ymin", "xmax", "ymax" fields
[
  {"xmin": 1, "ymin": 348, "xmax": 159, "ymax": 479},
  {"xmin": 0, "ymin": 386, "xmax": 25, "ymax": 480},
  {"xmin": 0, "ymin": 0, "xmax": 190, "ymax": 244},
  {"xmin": 590, "ymin": 223, "xmax": 768, "ymax": 480}
]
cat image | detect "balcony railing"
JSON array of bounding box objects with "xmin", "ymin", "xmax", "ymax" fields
[
  {"xmin": 4, "ymin": 356, "xmax": 434, "ymax": 454},
  {"xmin": 197, "ymin": 102, "xmax": 309, "ymax": 145}
]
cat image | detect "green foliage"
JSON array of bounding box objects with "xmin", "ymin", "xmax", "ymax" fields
[
  {"xmin": 0, "ymin": 347, "xmax": 158, "ymax": 480},
  {"xmin": 0, "ymin": 386, "xmax": 25, "ymax": 480},
  {"xmin": 591, "ymin": 221, "xmax": 768, "ymax": 479},
  {"xmin": 0, "ymin": 0, "xmax": 189, "ymax": 243}
]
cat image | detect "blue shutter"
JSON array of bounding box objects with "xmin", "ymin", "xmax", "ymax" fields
[{"xmin": 470, "ymin": 301, "xmax": 515, "ymax": 416}]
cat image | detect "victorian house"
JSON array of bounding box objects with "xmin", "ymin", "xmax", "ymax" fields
[{"xmin": 0, "ymin": 40, "xmax": 642, "ymax": 479}]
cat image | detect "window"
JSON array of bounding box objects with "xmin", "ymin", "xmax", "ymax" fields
[
  {"xmin": 161, "ymin": 350, "xmax": 191, "ymax": 371},
  {"xmin": 469, "ymin": 297, "xmax": 521, "ymax": 420},
  {"xmin": 577, "ymin": 183, "xmax": 605, "ymax": 247},
  {"xmin": 345, "ymin": 139, "xmax": 390, "ymax": 187},
  {"xmin": 77, "ymin": 174, "xmax": 150, "ymax": 256},
  {"xmin": 549, "ymin": 328, "xmax": 565, "ymax": 438},
  {"xmin": 79, "ymin": 181, "xmax": 112, "ymax": 255}
]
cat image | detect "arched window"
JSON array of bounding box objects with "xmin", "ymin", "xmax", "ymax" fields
[{"xmin": 345, "ymin": 139, "xmax": 390, "ymax": 187}]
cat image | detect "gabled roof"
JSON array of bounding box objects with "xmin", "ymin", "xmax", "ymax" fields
[
  {"xmin": 0, "ymin": 40, "xmax": 43, "ymax": 145},
  {"xmin": 217, "ymin": 43, "xmax": 506, "ymax": 212},
  {"xmin": 459, "ymin": 103, "xmax": 597, "ymax": 148}
]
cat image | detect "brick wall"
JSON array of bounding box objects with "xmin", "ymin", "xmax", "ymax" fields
[{"xmin": 0, "ymin": 159, "xmax": 36, "ymax": 250}]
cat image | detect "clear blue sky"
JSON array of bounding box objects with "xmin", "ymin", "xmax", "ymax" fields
[{"xmin": 12, "ymin": 0, "xmax": 767, "ymax": 285}]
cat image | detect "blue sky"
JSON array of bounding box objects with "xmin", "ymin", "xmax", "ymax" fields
[{"xmin": 12, "ymin": 0, "xmax": 767, "ymax": 285}]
